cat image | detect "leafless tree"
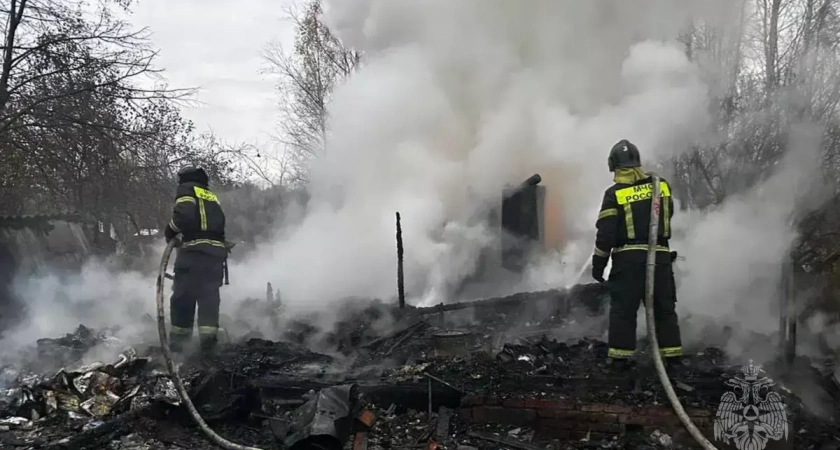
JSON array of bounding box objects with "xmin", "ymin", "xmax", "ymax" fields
[
  {"xmin": 263, "ymin": 0, "xmax": 361, "ymax": 185},
  {"xmin": 0, "ymin": 0, "xmax": 194, "ymax": 137},
  {"xmin": 0, "ymin": 0, "xmax": 239, "ymax": 244},
  {"xmin": 668, "ymin": 0, "xmax": 840, "ymax": 287}
]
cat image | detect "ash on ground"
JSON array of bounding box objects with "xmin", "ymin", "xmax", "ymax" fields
[{"xmin": 0, "ymin": 293, "xmax": 838, "ymax": 450}]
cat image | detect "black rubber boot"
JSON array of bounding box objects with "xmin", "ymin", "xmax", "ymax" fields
[
  {"xmin": 199, "ymin": 334, "xmax": 218, "ymax": 355},
  {"xmin": 665, "ymin": 357, "xmax": 690, "ymax": 375},
  {"xmin": 605, "ymin": 358, "xmax": 636, "ymax": 371},
  {"xmin": 169, "ymin": 333, "xmax": 191, "ymax": 354}
]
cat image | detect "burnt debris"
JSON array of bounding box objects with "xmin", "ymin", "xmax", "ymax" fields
[{"xmin": 0, "ymin": 294, "xmax": 838, "ymax": 450}]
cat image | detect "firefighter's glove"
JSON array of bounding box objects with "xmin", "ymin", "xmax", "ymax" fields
[
  {"xmin": 670, "ymin": 251, "xmax": 678, "ymax": 262},
  {"xmin": 164, "ymin": 225, "xmax": 177, "ymax": 243},
  {"xmin": 591, "ymin": 255, "xmax": 607, "ymax": 283}
]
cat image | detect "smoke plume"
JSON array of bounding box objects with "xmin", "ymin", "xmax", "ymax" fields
[
  {"xmin": 234, "ymin": 0, "xmax": 721, "ymax": 307},
  {"xmin": 1, "ymin": 0, "xmax": 831, "ymax": 363}
]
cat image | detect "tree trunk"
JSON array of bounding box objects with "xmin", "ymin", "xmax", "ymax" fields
[{"xmin": 764, "ymin": 0, "xmax": 782, "ymax": 92}]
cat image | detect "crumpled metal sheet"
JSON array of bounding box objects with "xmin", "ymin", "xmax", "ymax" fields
[
  {"xmin": 0, "ymin": 339, "xmax": 146, "ymax": 422},
  {"xmin": 11, "ymin": 388, "xmax": 39, "ymax": 420},
  {"xmin": 80, "ymin": 391, "xmax": 121, "ymax": 417},
  {"xmin": 151, "ymin": 377, "xmax": 180, "ymax": 406},
  {"xmin": 0, "ymin": 416, "xmax": 32, "ymax": 431},
  {"xmin": 56, "ymin": 391, "xmax": 81, "ymax": 412},
  {"xmin": 283, "ymin": 384, "xmax": 363, "ymax": 449}
]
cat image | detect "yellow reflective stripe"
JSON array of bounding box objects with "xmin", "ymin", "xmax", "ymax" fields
[
  {"xmin": 615, "ymin": 181, "xmax": 671, "ymax": 205},
  {"xmin": 199, "ymin": 199, "xmax": 207, "ymax": 231},
  {"xmin": 663, "ymin": 198, "xmax": 670, "ymax": 237},
  {"xmin": 608, "ymin": 348, "xmax": 635, "ymax": 359},
  {"xmin": 171, "ymin": 325, "xmax": 192, "ymax": 335},
  {"xmin": 598, "ymin": 208, "xmax": 618, "ymax": 220},
  {"xmin": 176, "ymin": 196, "xmax": 195, "ymax": 204},
  {"xmin": 623, "ymin": 204, "xmax": 635, "ymax": 239},
  {"xmin": 593, "ymin": 247, "xmax": 610, "ymax": 258},
  {"xmin": 660, "ymin": 347, "xmax": 682, "ymax": 357},
  {"xmin": 168, "ymin": 219, "xmax": 180, "ymax": 233},
  {"xmin": 614, "ymin": 244, "xmax": 670, "ymax": 253},
  {"xmin": 193, "ymin": 186, "xmax": 219, "ymax": 203},
  {"xmin": 182, "ymin": 239, "xmax": 226, "ymax": 248},
  {"xmin": 198, "ymin": 326, "xmax": 218, "ymax": 335}
]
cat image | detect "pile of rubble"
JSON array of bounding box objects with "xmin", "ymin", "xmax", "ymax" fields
[{"xmin": 1, "ymin": 290, "xmax": 839, "ymax": 449}]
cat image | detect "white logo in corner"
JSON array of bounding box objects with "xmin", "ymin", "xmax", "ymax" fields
[{"xmin": 714, "ymin": 360, "xmax": 789, "ymax": 450}]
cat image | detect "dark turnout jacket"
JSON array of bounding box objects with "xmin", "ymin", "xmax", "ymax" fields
[
  {"xmin": 592, "ymin": 168, "xmax": 674, "ymax": 268},
  {"xmin": 166, "ymin": 181, "xmax": 227, "ymax": 258}
]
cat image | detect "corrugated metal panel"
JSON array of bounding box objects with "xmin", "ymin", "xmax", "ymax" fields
[{"xmin": 0, "ymin": 214, "xmax": 95, "ymax": 273}]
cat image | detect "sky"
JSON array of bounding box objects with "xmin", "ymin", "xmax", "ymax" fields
[{"xmin": 129, "ymin": 0, "xmax": 298, "ymax": 146}]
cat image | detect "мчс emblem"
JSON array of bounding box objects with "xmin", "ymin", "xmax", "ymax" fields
[{"xmin": 714, "ymin": 360, "xmax": 789, "ymax": 450}]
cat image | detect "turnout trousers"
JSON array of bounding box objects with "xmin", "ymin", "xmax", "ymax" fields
[
  {"xmin": 169, "ymin": 248, "xmax": 225, "ymax": 352},
  {"xmin": 607, "ymin": 257, "xmax": 682, "ymax": 360}
]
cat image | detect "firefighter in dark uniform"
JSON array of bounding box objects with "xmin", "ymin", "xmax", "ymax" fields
[
  {"xmin": 164, "ymin": 166, "xmax": 227, "ymax": 354},
  {"xmin": 591, "ymin": 140, "xmax": 682, "ymax": 369}
]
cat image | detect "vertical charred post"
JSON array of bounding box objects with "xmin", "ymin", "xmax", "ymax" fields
[
  {"xmin": 780, "ymin": 251, "xmax": 797, "ymax": 365},
  {"xmin": 397, "ymin": 212, "xmax": 405, "ymax": 309}
]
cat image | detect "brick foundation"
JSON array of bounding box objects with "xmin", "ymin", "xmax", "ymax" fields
[{"xmin": 459, "ymin": 395, "xmax": 715, "ymax": 441}]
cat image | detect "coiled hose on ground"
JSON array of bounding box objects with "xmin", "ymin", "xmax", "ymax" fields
[
  {"xmin": 156, "ymin": 239, "xmax": 264, "ymax": 450},
  {"xmin": 646, "ymin": 176, "xmax": 717, "ymax": 450}
]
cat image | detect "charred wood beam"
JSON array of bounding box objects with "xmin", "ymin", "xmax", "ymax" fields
[
  {"xmin": 396, "ymin": 212, "xmax": 405, "ymax": 309},
  {"xmin": 519, "ymin": 173, "xmax": 541, "ymax": 189},
  {"xmin": 252, "ymin": 377, "xmax": 463, "ymax": 413},
  {"xmin": 44, "ymin": 405, "xmax": 152, "ymax": 450}
]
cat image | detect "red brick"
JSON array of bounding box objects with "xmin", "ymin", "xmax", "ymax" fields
[
  {"xmin": 511, "ymin": 409, "xmax": 537, "ymax": 426},
  {"xmin": 538, "ymin": 418, "xmax": 572, "ymax": 430},
  {"xmin": 539, "ymin": 428, "xmax": 570, "ymax": 439},
  {"xmin": 524, "ymin": 399, "xmax": 572, "ymax": 410},
  {"xmin": 605, "ymin": 404, "xmax": 633, "ymax": 414},
  {"xmin": 570, "ymin": 431, "xmax": 590, "ymax": 440},
  {"xmin": 472, "ymin": 406, "xmax": 488, "ymax": 423},
  {"xmin": 485, "ymin": 396, "xmax": 500, "ymax": 406},
  {"xmin": 485, "ymin": 406, "xmax": 506, "ymax": 423},
  {"xmin": 592, "ymin": 412, "xmax": 619, "ymax": 423},
  {"xmin": 502, "ymin": 399, "xmax": 525, "ymax": 408},
  {"xmin": 462, "ymin": 396, "xmax": 484, "ymax": 406},
  {"xmin": 691, "ymin": 417, "xmax": 711, "ymax": 426},
  {"xmin": 458, "ymin": 408, "xmax": 472, "ymax": 422},
  {"xmin": 645, "ymin": 406, "xmax": 675, "ymax": 416},
  {"xmin": 537, "ymin": 409, "xmax": 555, "ymax": 418},
  {"xmin": 580, "ymin": 403, "xmax": 607, "ymax": 412},
  {"xmin": 555, "ymin": 411, "xmax": 589, "ymax": 422},
  {"xmin": 570, "ymin": 422, "xmax": 590, "ymax": 431},
  {"xmin": 624, "ymin": 415, "xmax": 650, "ymax": 425},
  {"xmin": 588, "ymin": 422, "xmax": 622, "ymax": 433},
  {"xmin": 481, "ymin": 406, "xmax": 536, "ymax": 426},
  {"xmin": 687, "ymin": 408, "xmax": 711, "ymax": 417},
  {"xmin": 641, "ymin": 415, "xmax": 682, "ymax": 428}
]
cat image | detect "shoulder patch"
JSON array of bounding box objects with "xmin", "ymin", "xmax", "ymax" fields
[
  {"xmin": 615, "ymin": 181, "xmax": 670, "ymax": 205},
  {"xmin": 193, "ymin": 186, "xmax": 219, "ymax": 203}
]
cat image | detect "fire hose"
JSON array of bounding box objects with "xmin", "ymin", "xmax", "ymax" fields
[
  {"xmin": 151, "ymin": 179, "xmax": 715, "ymax": 450},
  {"xmin": 646, "ymin": 176, "xmax": 717, "ymax": 450},
  {"xmin": 156, "ymin": 239, "xmax": 264, "ymax": 450}
]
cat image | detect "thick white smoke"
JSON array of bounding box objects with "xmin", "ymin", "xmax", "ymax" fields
[
  {"xmin": 232, "ymin": 0, "xmax": 723, "ymax": 309},
  {"xmin": 1, "ymin": 0, "xmax": 828, "ymax": 360}
]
